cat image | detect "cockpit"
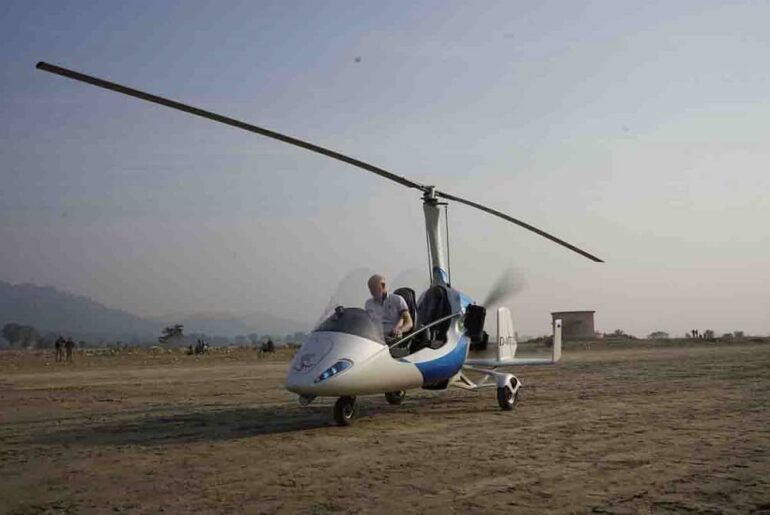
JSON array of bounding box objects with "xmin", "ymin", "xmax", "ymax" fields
[{"xmin": 312, "ymin": 283, "xmax": 468, "ymax": 358}]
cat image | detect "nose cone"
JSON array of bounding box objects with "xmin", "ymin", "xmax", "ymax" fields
[
  {"xmin": 286, "ymin": 333, "xmax": 335, "ymax": 391},
  {"xmin": 286, "ymin": 331, "xmax": 381, "ymax": 395},
  {"xmin": 286, "ymin": 331, "xmax": 424, "ymax": 396}
]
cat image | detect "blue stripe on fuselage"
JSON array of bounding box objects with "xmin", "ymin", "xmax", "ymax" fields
[
  {"xmin": 458, "ymin": 291, "xmax": 472, "ymax": 311},
  {"xmin": 414, "ymin": 336, "xmax": 469, "ymax": 385}
]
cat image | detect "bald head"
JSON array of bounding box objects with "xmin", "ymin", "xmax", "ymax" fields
[{"xmin": 368, "ymin": 274, "xmax": 387, "ymax": 301}]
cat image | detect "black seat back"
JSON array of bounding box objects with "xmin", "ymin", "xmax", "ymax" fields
[
  {"xmin": 416, "ymin": 285, "xmax": 452, "ymax": 343},
  {"xmin": 393, "ymin": 287, "xmax": 417, "ymax": 335}
]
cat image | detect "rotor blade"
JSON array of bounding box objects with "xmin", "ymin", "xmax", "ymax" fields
[
  {"xmin": 35, "ymin": 61, "xmax": 425, "ymax": 191},
  {"xmin": 436, "ymin": 190, "xmax": 604, "ymax": 263}
]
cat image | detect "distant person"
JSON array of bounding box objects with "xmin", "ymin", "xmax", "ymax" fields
[
  {"xmin": 262, "ymin": 338, "xmax": 275, "ymax": 353},
  {"xmin": 364, "ymin": 274, "xmax": 413, "ymax": 340},
  {"xmin": 64, "ymin": 337, "xmax": 75, "ymax": 362},
  {"xmin": 194, "ymin": 338, "xmax": 209, "ymax": 355},
  {"xmin": 54, "ymin": 336, "xmax": 64, "ymax": 362}
]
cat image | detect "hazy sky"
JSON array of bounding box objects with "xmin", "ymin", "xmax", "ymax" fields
[{"xmin": 2, "ymin": 0, "xmax": 769, "ymax": 337}]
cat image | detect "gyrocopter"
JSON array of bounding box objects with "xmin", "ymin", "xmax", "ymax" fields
[{"xmin": 36, "ymin": 61, "xmax": 603, "ymax": 426}]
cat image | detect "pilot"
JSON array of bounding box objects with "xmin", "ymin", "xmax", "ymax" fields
[{"xmin": 365, "ymin": 274, "xmax": 413, "ymax": 339}]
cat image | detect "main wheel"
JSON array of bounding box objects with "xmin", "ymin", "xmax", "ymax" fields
[
  {"xmin": 385, "ymin": 390, "xmax": 406, "ymax": 405},
  {"xmin": 333, "ymin": 396, "xmax": 357, "ymax": 426},
  {"xmin": 497, "ymin": 379, "xmax": 519, "ymax": 411}
]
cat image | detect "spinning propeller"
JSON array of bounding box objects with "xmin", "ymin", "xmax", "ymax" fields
[
  {"xmin": 36, "ymin": 61, "xmax": 603, "ymax": 263},
  {"xmin": 482, "ymin": 267, "xmax": 527, "ymax": 308}
]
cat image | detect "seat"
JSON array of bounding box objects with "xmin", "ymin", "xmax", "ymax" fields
[
  {"xmin": 411, "ymin": 285, "xmax": 453, "ymax": 352},
  {"xmin": 393, "ymin": 287, "xmax": 417, "ymax": 335},
  {"xmin": 389, "ymin": 287, "xmax": 418, "ymax": 359}
]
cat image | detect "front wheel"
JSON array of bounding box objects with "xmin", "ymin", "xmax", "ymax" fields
[
  {"xmin": 334, "ymin": 396, "xmax": 357, "ymax": 426},
  {"xmin": 497, "ymin": 379, "xmax": 519, "ymax": 411},
  {"xmin": 385, "ymin": 390, "xmax": 406, "ymax": 405}
]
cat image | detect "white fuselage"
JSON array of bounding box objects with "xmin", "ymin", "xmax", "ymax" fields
[{"xmin": 286, "ymin": 318, "xmax": 469, "ymax": 397}]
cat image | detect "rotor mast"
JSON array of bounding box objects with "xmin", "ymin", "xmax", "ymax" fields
[{"xmin": 422, "ymin": 187, "xmax": 450, "ymax": 286}]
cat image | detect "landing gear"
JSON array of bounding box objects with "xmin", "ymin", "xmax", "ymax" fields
[
  {"xmin": 458, "ymin": 367, "xmax": 522, "ymax": 412},
  {"xmin": 385, "ymin": 390, "xmax": 406, "ymax": 405},
  {"xmin": 497, "ymin": 377, "xmax": 520, "ymax": 411},
  {"xmin": 333, "ymin": 396, "xmax": 358, "ymax": 426}
]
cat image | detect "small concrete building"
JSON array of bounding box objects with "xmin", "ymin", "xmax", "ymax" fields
[{"xmin": 551, "ymin": 311, "xmax": 595, "ymax": 341}]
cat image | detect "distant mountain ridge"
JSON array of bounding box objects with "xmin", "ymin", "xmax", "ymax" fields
[
  {"xmin": 0, "ymin": 281, "xmax": 161, "ymax": 341},
  {"xmin": 0, "ymin": 281, "xmax": 305, "ymax": 342}
]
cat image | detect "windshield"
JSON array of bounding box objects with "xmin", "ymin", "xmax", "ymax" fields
[
  {"xmin": 315, "ymin": 268, "xmax": 375, "ymax": 325},
  {"xmin": 314, "ymin": 307, "xmax": 385, "ymax": 344},
  {"xmin": 315, "ymin": 268, "xmax": 429, "ymax": 324},
  {"xmin": 313, "ymin": 268, "xmax": 430, "ymax": 344}
]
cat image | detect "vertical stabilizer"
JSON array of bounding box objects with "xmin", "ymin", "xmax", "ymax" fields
[
  {"xmin": 496, "ymin": 307, "xmax": 518, "ymax": 361},
  {"xmin": 553, "ymin": 319, "xmax": 562, "ymax": 363}
]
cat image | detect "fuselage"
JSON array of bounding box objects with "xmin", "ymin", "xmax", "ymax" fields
[{"xmin": 285, "ymin": 285, "xmax": 473, "ymax": 397}]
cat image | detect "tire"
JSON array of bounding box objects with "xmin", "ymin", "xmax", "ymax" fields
[
  {"xmin": 385, "ymin": 390, "xmax": 406, "ymax": 405},
  {"xmin": 497, "ymin": 379, "xmax": 519, "ymax": 411},
  {"xmin": 333, "ymin": 396, "xmax": 357, "ymax": 426}
]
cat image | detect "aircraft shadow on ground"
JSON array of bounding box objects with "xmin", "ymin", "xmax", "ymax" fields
[
  {"xmin": 38, "ymin": 405, "xmax": 335, "ymax": 446},
  {"xmin": 36, "ymin": 397, "xmax": 464, "ymax": 446}
]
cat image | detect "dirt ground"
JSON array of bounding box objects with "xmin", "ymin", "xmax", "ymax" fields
[{"xmin": 1, "ymin": 342, "xmax": 768, "ymax": 514}]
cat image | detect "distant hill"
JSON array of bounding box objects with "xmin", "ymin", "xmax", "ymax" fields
[
  {"xmin": 0, "ymin": 281, "xmax": 306, "ymax": 344},
  {"xmin": 0, "ymin": 281, "xmax": 161, "ymax": 342}
]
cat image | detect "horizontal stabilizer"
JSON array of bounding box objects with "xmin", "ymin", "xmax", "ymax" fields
[{"xmin": 464, "ymin": 317, "xmax": 562, "ymax": 368}]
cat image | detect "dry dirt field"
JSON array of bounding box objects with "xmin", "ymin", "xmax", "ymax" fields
[{"xmin": 1, "ymin": 342, "xmax": 768, "ymax": 514}]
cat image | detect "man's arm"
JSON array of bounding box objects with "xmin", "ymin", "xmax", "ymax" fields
[
  {"xmin": 396, "ymin": 310, "xmax": 413, "ymax": 336},
  {"xmin": 392, "ymin": 295, "xmax": 413, "ymax": 336}
]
